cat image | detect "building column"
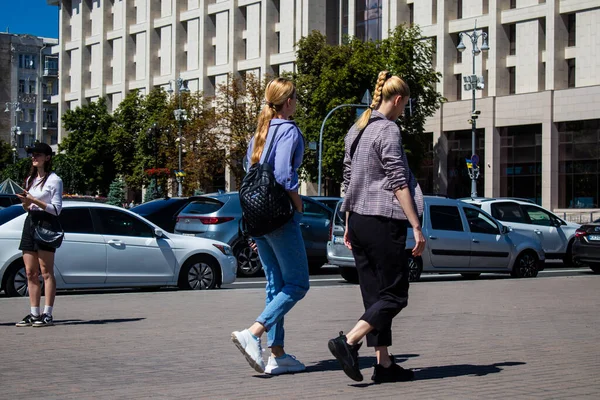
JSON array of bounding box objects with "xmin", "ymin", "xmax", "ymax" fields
[
  {"xmin": 541, "ymin": 120, "xmax": 559, "ymax": 210},
  {"xmin": 484, "ymin": 98, "xmax": 500, "ymax": 198}
]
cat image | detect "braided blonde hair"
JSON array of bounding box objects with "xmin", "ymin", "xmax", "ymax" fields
[
  {"xmin": 356, "ymin": 70, "xmax": 410, "ymax": 130},
  {"xmin": 251, "ymin": 77, "xmax": 296, "ymax": 164}
]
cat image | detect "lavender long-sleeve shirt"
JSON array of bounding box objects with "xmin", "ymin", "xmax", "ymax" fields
[{"xmin": 246, "ymin": 120, "xmax": 304, "ymax": 191}]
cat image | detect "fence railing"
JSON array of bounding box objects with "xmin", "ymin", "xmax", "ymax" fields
[{"xmin": 557, "ymin": 210, "xmax": 599, "ymax": 224}]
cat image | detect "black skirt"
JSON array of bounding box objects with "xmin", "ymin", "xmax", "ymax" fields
[{"xmin": 19, "ymin": 211, "xmax": 57, "ymax": 253}]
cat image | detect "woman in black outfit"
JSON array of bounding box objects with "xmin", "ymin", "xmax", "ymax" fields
[{"xmin": 328, "ymin": 71, "xmax": 426, "ymax": 383}]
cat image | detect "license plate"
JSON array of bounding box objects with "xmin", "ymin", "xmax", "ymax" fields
[
  {"xmin": 333, "ymin": 236, "xmax": 344, "ymax": 245},
  {"xmin": 181, "ymin": 233, "xmax": 195, "ymax": 237},
  {"xmin": 589, "ymin": 235, "xmax": 600, "ymax": 241}
]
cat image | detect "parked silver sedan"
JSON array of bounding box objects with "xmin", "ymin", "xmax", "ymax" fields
[{"xmin": 328, "ymin": 196, "xmax": 545, "ymax": 283}]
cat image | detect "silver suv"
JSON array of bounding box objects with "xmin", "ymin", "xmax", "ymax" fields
[
  {"xmin": 328, "ymin": 196, "xmax": 545, "ymax": 282},
  {"xmin": 461, "ymin": 198, "xmax": 580, "ymax": 266}
]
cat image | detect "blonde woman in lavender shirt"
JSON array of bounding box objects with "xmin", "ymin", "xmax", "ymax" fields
[{"xmin": 15, "ymin": 142, "xmax": 63, "ymax": 328}]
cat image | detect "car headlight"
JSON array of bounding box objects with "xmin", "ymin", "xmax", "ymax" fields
[{"xmin": 213, "ymin": 243, "xmax": 232, "ymax": 256}]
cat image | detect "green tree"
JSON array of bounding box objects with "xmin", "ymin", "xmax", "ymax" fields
[
  {"xmin": 143, "ymin": 179, "xmax": 163, "ymax": 203},
  {"xmin": 0, "ymin": 157, "xmax": 30, "ymax": 185},
  {"xmin": 0, "ymin": 140, "xmax": 13, "ymax": 173},
  {"xmin": 53, "ymin": 153, "xmax": 85, "ymax": 194},
  {"xmin": 60, "ymin": 98, "xmax": 116, "ymax": 195},
  {"xmin": 106, "ymin": 175, "xmax": 126, "ymax": 206},
  {"xmin": 294, "ymin": 27, "xmax": 444, "ymax": 193},
  {"xmin": 216, "ymin": 73, "xmax": 269, "ymax": 189}
]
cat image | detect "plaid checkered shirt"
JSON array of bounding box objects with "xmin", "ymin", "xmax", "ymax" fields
[{"xmin": 340, "ymin": 110, "xmax": 424, "ymax": 221}]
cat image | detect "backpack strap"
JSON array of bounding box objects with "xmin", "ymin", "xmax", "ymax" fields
[
  {"xmin": 260, "ymin": 121, "xmax": 296, "ymax": 163},
  {"xmin": 350, "ymin": 117, "xmax": 384, "ymax": 160}
]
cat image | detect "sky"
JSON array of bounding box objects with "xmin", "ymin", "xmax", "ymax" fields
[{"xmin": 0, "ymin": 0, "xmax": 59, "ymax": 39}]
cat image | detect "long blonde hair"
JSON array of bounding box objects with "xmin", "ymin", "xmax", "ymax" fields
[
  {"xmin": 356, "ymin": 70, "xmax": 410, "ymax": 130},
  {"xmin": 250, "ymin": 77, "xmax": 296, "ymax": 164}
]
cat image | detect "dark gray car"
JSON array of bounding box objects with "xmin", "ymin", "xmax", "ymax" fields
[{"xmin": 174, "ymin": 192, "xmax": 333, "ymax": 277}]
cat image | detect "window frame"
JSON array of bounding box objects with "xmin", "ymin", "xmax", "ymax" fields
[
  {"xmin": 58, "ymin": 207, "xmax": 97, "ymax": 234},
  {"xmin": 490, "ymin": 201, "xmax": 529, "ymax": 224},
  {"xmin": 92, "ymin": 208, "xmax": 155, "ymax": 238},
  {"xmin": 463, "ymin": 207, "xmax": 501, "ymax": 235},
  {"xmin": 429, "ymin": 205, "xmax": 465, "ymax": 232}
]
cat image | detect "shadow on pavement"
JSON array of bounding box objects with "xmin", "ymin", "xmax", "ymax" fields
[
  {"xmin": 349, "ymin": 361, "xmax": 526, "ymax": 387},
  {"xmin": 305, "ymin": 354, "xmax": 420, "ymax": 373},
  {"xmin": 56, "ymin": 317, "xmax": 146, "ymax": 326}
]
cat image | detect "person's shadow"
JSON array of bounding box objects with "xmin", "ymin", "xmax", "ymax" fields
[
  {"xmin": 0, "ymin": 317, "xmax": 145, "ymax": 327},
  {"xmin": 292, "ymin": 354, "xmax": 525, "ymax": 386}
]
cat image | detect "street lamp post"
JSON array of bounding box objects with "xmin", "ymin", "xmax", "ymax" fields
[
  {"xmin": 317, "ymin": 91, "xmax": 372, "ymax": 196},
  {"xmin": 167, "ymin": 78, "xmax": 189, "ymax": 197},
  {"xmin": 147, "ymin": 122, "xmax": 160, "ymax": 198},
  {"xmin": 4, "ymin": 102, "xmax": 23, "ymax": 163},
  {"xmin": 457, "ymin": 21, "xmax": 489, "ymax": 198}
]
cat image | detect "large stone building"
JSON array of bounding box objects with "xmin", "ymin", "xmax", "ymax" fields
[
  {"xmin": 48, "ymin": 0, "xmax": 600, "ymax": 212},
  {"xmin": 0, "ymin": 33, "xmax": 59, "ymax": 160}
]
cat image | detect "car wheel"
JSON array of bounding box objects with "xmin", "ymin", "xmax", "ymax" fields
[
  {"xmin": 5, "ymin": 261, "xmax": 44, "ymax": 297},
  {"xmin": 340, "ymin": 267, "xmax": 359, "ymax": 284},
  {"xmin": 589, "ymin": 263, "xmax": 600, "ymax": 274},
  {"xmin": 460, "ymin": 273, "xmax": 481, "ymax": 280},
  {"xmin": 407, "ymin": 254, "xmax": 423, "ymax": 282},
  {"xmin": 234, "ymin": 243, "xmax": 263, "ymax": 277},
  {"xmin": 511, "ymin": 251, "xmax": 539, "ymax": 278},
  {"xmin": 178, "ymin": 256, "xmax": 219, "ymax": 290}
]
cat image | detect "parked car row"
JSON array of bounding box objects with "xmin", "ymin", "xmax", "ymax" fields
[
  {"xmin": 0, "ymin": 202, "xmax": 237, "ymax": 297},
  {"xmin": 132, "ymin": 193, "xmax": 338, "ymax": 277}
]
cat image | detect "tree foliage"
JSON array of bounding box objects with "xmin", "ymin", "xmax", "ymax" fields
[
  {"xmin": 294, "ymin": 27, "xmax": 444, "ymax": 192},
  {"xmin": 106, "ymin": 175, "xmax": 126, "ymax": 206}
]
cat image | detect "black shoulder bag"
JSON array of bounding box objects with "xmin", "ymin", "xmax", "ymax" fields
[
  {"xmin": 33, "ymin": 205, "xmax": 65, "ymax": 249},
  {"xmin": 239, "ymin": 123, "xmax": 295, "ymax": 237},
  {"xmin": 350, "ymin": 117, "xmax": 384, "ymax": 159}
]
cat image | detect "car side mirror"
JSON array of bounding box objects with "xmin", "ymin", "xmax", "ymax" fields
[
  {"xmin": 154, "ymin": 228, "xmax": 164, "ymax": 238},
  {"xmin": 501, "ymin": 225, "xmax": 512, "ymax": 235}
]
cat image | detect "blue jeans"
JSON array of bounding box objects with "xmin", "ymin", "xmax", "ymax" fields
[{"xmin": 254, "ymin": 211, "xmax": 310, "ymax": 347}]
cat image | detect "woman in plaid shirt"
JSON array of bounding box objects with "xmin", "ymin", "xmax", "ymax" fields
[{"xmin": 328, "ymin": 71, "xmax": 426, "ymax": 383}]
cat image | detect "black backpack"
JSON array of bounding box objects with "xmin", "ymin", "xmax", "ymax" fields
[{"xmin": 240, "ymin": 122, "xmax": 295, "ymax": 237}]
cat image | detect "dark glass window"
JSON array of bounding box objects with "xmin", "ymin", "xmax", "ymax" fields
[
  {"xmin": 415, "ymin": 132, "xmax": 434, "ymax": 195},
  {"xmin": 430, "ymin": 206, "xmax": 464, "ymax": 231},
  {"xmin": 510, "ymin": 0, "xmax": 517, "ymax": 9},
  {"xmin": 508, "ymin": 66, "xmax": 516, "ymax": 94},
  {"xmin": 455, "ymin": 74, "xmax": 462, "ymax": 100},
  {"xmin": 457, "ymin": 0, "xmax": 462, "ymax": 19},
  {"xmin": 509, "ymin": 24, "xmax": 516, "ymax": 55},
  {"xmin": 0, "ymin": 204, "xmax": 26, "ymax": 226},
  {"xmin": 179, "ymin": 199, "xmax": 224, "ymax": 215},
  {"xmin": 490, "ymin": 202, "xmax": 528, "ymax": 223},
  {"xmin": 522, "ymin": 205, "xmax": 556, "ymax": 227},
  {"xmin": 464, "ymin": 207, "xmax": 500, "ymax": 235},
  {"xmin": 567, "ymin": 59, "xmax": 575, "ymax": 88},
  {"xmin": 408, "ymin": 3, "xmax": 414, "ymax": 25},
  {"xmin": 59, "ymin": 208, "xmax": 95, "ymax": 234},
  {"xmin": 302, "ymin": 199, "xmax": 331, "ymax": 219},
  {"xmin": 95, "ymin": 209, "xmax": 154, "ymax": 237},
  {"xmin": 355, "ymin": 0, "xmax": 382, "ymax": 42},
  {"xmin": 445, "ymin": 129, "xmax": 485, "ymax": 199},
  {"xmin": 558, "ymin": 120, "xmax": 600, "ymax": 208},
  {"xmin": 499, "ymin": 125, "xmax": 542, "ymax": 204},
  {"xmin": 567, "ymin": 13, "xmax": 576, "ymax": 47}
]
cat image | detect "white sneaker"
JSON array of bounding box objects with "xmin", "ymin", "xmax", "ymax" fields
[
  {"xmin": 265, "ymin": 354, "xmax": 306, "ymax": 375},
  {"xmin": 231, "ymin": 329, "xmax": 265, "ymax": 373}
]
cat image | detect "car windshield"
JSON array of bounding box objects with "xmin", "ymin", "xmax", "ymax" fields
[
  {"xmin": 180, "ymin": 198, "xmax": 224, "ymax": 215},
  {"xmin": 0, "ymin": 204, "xmax": 26, "ymax": 226},
  {"xmin": 130, "ymin": 198, "xmax": 184, "ymax": 215}
]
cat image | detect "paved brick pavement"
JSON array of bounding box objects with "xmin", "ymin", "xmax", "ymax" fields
[{"xmin": 1, "ymin": 274, "xmax": 599, "ymax": 399}]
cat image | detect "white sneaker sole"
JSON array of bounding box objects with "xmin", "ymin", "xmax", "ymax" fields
[
  {"xmin": 265, "ymin": 365, "xmax": 306, "ymax": 375},
  {"xmin": 231, "ymin": 332, "xmax": 265, "ymax": 373}
]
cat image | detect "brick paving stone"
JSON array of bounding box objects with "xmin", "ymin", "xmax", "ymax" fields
[{"xmin": 0, "ymin": 275, "xmax": 599, "ymax": 399}]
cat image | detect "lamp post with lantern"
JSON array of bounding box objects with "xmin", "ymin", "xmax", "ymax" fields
[
  {"xmin": 457, "ymin": 21, "xmax": 489, "ymax": 198},
  {"xmin": 4, "ymin": 102, "xmax": 23, "ymax": 163},
  {"xmin": 166, "ymin": 78, "xmax": 190, "ymax": 197}
]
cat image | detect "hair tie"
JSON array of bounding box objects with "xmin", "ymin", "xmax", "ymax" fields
[
  {"xmin": 385, "ymin": 72, "xmax": 392, "ymax": 80},
  {"xmin": 267, "ymin": 102, "xmax": 274, "ymax": 108}
]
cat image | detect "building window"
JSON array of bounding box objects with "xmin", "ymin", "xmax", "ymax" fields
[
  {"xmin": 414, "ymin": 132, "xmax": 434, "ymax": 195},
  {"xmin": 445, "ymin": 129, "xmax": 486, "ymax": 199},
  {"xmin": 457, "ymin": 0, "xmax": 462, "ymax": 19},
  {"xmin": 342, "ymin": 0, "xmax": 348, "ymax": 37},
  {"xmin": 510, "ymin": 0, "xmax": 517, "ymax": 9},
  {"xmin": 509, "ymin": 24, "xmax": 516, "ymax": 55},
  {"xmin": 567, "ymin": 59, "xmax": 575, "ymax": 88},
  {"xmin": 432, "ymin": 0, "xmax": 437, "ymax": 24},
  {"xmin": 29, "ymin": 109, "xmax": 36, "ymax": 123},
  {"xmin": 19, "ymin": 79, "xmax": 25, "ymax": 93},
  {"xmin": 558, "ymin": 120, "xmax": 600, "ymax": 208},
  {"xmin": 500, "ymin": 125, "xmax": 542, "ymax": 204},
  {"xmin": 356, "ymin": 0, "xmax": 382, "ymax": 42},
  {"xmin": 567, "ymin": 13, "xmax": 576, "ymax": 47},
  {"xmin": 408, "ymin": 4, "xmax": 414, "ymax": 25},
  {"xmin": 28, "ymin": 80, "xmax": 36, "ymax": 94},
  {"xmin": 455, "ymin": 33, "xmax": 462, "ymax": 63},
  {"xmin": 455, "ymin": 74, "xmax": 462, "ymax": 100},
  {"xmin": 508, "ymin": 67, "xmax": 516, "ymax": 94}
]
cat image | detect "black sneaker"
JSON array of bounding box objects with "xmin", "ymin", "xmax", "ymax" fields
[
  {"xmin": 15, "ymin": 314, "xmax": 40, "ymax": 327},
  {"xmin": 328, "ymin": 331, "xmax": 363, "ymax": 381},
  {"xmin": 371, "ymin": 356, "xmax": 415, "ymax": 383},
  {"xmin": 32, "ymin": 313, "xmax": 54, "ymax": 327}
]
